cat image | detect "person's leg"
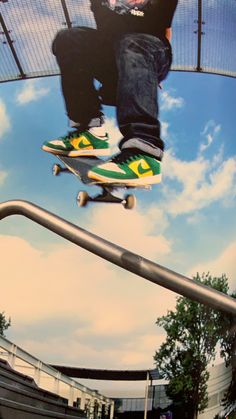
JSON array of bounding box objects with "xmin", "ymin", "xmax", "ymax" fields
[
  {"xmin": 116, "ymin": 32, "xmax": 171, "ymax": 160},
  {"xmin": 88, "ymin": 33, "xmax": 171, "ymax": 185},
  {"xmin": 53, "ymin": 26, "xmax": 103, "ymax": 127},
  {"xmin": 42, "ymin": 27, "xmax": 110, "ymax": 156}
]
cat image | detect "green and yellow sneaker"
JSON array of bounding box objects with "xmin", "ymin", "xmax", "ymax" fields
[
  {"xmin": 88, "ymin": 148, "xmax": 162, "ymax": 186},
  {"xmin": 42, "ymin": 129, "xmax": 110, "ymax": 157}
]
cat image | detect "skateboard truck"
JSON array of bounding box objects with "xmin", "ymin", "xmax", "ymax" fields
[
  {"xmin": 52, "ymin": 157, "xmax": 139, "ymax": 210},
  {"xmin": 77, "ymin": 189, "xmax": 136, "ymax": 209},
  {"xmin": 52, "ymin": 163, "xmax": 69, "ymax": 176}
]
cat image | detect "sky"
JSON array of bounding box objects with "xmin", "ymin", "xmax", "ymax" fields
[{"xmin": 0, "ymin": 0, "xmax": 236, "ymax": 400}]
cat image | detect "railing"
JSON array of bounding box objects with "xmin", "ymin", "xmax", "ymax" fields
[
  {"xmin": 0, "ymin": 335, "xmax": 114, "ymax": 418},
  {"xmin": 1, "ymin": 199, "xmax": 236, "ymax": 316}
]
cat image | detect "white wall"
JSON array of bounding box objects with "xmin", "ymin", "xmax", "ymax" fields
[{"xmin": 198, "ymin": 363, "xmax": 232, "ymax": 419}]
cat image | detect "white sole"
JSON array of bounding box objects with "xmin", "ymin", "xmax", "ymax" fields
[
  {"xmin": 42, "ymin": 145, "xmax": 111, "ymax": 157},
  {"xmin": 88, "ymin": 172, "xmax": 162, "ymax": 186}
]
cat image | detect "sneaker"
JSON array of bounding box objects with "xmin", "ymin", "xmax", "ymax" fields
[
  {"xmin": 88, "ymin": 148, "xmax": 162, "ymax": 186},
  {"xmin": 42, "ymin": 129, "xmax": 110, "ymax": 157}
]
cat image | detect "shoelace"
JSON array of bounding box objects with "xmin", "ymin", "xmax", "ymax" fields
[
  {"xmin": 111, "ymin": 149, "xmax": 145, "ymax": 164},
  {"xmin": 60, "ymin": 130, "xmax": 80, "ymax": 141}
]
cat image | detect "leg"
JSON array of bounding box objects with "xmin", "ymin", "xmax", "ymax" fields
[
  {"xmin": 87, "ymin": 34, "xmax": 171, "ymax": 185},
  {"xmin": 52, "ymin": 27, "xmax": 103, "ymax": 127},
  {"xmin": 116, "ymin": 33, "xmax": 171, "ymax": 159},
  {"xmin": 42, "ymin": 28, "xmax": 114, "ymax": 157},
  {"xmin": 94, "ymin": 36, "xmax": 118, "ymax": 107}
]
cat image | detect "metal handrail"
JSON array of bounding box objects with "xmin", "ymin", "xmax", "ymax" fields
[{"xmin": 1, "ymin": 199, "xmax": 236, "ymax": 316}]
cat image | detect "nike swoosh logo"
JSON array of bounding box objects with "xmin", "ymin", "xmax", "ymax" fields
[
  {"xmin": 79, "ymin": 139, "xmax": 92, "ymax": 149},
  {"xmin": 71, "ymin": 136, "xmax": 92, "ymax": 150},
  {"xmin": 137, "ymin": 162, "xmax": 152, "ymax": 175}
]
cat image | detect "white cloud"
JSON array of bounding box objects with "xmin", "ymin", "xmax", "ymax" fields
[
  {"xmin": 0, "ymin": 170, "xmax": 8, "ymax": 186},
  {"xmin": 0, "ymin": 203, "xmax": 175, "ymax": 369},
  {"xmin": 161, "ymin": 121, "xmax": 169, "ymax": 139},
  {"xmin": 160, "ymin": 90, "xmax": 184, "ymax": 111},
  {"xmin": 145, "ymin": 206, "xmax": 170, "ymax": 235},
  {"xmin": 162, "ymin": 150, "xmax": 236, "ymax": 216},
  {"xmin": 86, "ymin": 205, "xmax": 171, "ymax": 259},
  {"xmin": 0, "ymin": 99, "xmax": 10, "ymax": 139},
  {"xmin": 103, "ymin": 117, "xmax": 122, "ymax": 153},
  {"xmin": 188, "ymin": 241, "xmax": 236, "ymax": 291},
  {"xmin": 104, "ymin": 117, "xmax": 169, "ymax": 152},
  {"xmin": 16, "ymin": 80, "xmax": 50, "ymax": 105},
  {"xmin": 0, "ymin": 171, "xmax": 176, "ymax": 375},
  {"xmin": 199, "ymin": 120, "xmax": 221, "ymax": 153},
  {"xmin": 1, "ymin": 234, "xmax": 176, "ymax": 370},
  {"xmin": 186, "ymin": 212, "xmax": 205, "ymax": 225}
]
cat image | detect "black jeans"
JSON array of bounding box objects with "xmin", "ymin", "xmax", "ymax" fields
[{"xmin": 52, "ymin": 27, "xmax": 171, "ymax": 157}]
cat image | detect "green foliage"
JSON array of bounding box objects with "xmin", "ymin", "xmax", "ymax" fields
[
  {"xmin": 219, "ymin": 292, "xmax": 236, "ymax": 365},
  {"xmin": 0, "ymin": 312, "xmax": 11, "ymax": 337},
  {"xmin": 154, "ymin": 273, "xmax": 232, "ymax": 418},
  {"xmin": 218, "ymin": 292, "xmax": 236, "ymax": 409}
]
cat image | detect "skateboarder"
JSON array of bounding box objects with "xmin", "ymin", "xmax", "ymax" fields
[{"xmin": 42, "ymin": 0, "xmax": 178, "ymax": 186}]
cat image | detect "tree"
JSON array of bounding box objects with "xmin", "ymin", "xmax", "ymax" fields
[
  {"xmin": 154, "ymin": 273, "xmax": 231, "ymax": 419},
  {"xmin": 218, "ymin": 292, "xmax": 236, "ymax": 412},
  {"xmin": 0, "ymin": 311, "xmax": 11, "ymax": 337}
]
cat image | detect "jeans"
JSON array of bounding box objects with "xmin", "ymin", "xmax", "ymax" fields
[{"xmin": 52, "ymin": 27, "xmax": 172, "ymax": 157}]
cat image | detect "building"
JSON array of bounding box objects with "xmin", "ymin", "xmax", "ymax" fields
[
  {"xmin": 198, "ymin": 363, "xmax": 233, "ymax": 419},
  {"xmin": 0, "ymin": 335, "xmax": 114, "ymax": 419}
]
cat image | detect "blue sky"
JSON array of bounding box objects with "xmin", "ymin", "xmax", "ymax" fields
[{"xmin": 0, "ymin": 69, "xmax": 236, "ymax": 397}]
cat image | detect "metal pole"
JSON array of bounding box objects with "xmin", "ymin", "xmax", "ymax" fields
[
  {"xmin": 1, "ymin": 200, "xmax": 236, "ymax": 316},
  {"xmin": 109, "ymin": 401, "xmax": 114, "ymax": 419},
  {"xmin": 0, "ymin": 13, "xmax": 25, "ymax": 78},
  {"xmin": 60, "ymin": 0, "xmax": 72, "ymax": 28},
  {"xmin": 197, "ymin": 0, "xmax": 203, "ymax": 71},
  {"xmin": 144, "ymin": 371, "xmax": 149, "ymax": 419}
]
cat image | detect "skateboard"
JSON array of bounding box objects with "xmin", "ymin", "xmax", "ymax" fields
[{"xmin": 52, "ymin": 155, "xmax": 151, "ymax": 209}]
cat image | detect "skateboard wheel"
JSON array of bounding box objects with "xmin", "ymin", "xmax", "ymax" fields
[
  {"xmin": 52, "ymin": 164, "xmax": 62, "ymax": 176},
  {"xmin": 123, "ymin": 194, "xmax": 136, "ymax": 210},
  {"xmin": 77, "ymin": 191, "xmax": 89, "ymax": 207}
]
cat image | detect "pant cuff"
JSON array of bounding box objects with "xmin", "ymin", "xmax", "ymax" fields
[
  {"xmin": 70, "ymin": 116, "xmax": 104, "ymax": 129},
  {"xmin": 120, "ymin": 138, "xmax": 164, "ymax": 160}
]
